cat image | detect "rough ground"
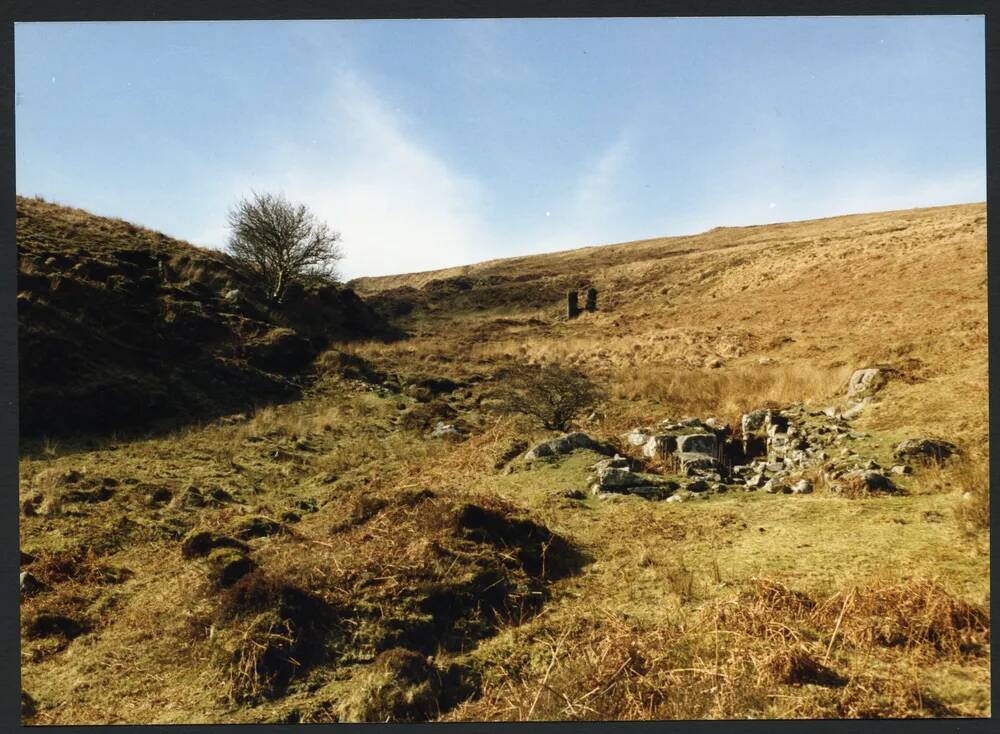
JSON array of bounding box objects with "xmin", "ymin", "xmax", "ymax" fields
[
  {"xmin": 17, "ymin": 196, "xmax": 391, "ymax": 437},
  {"xmin": 19, "ymin": 201, "xmax": 989, "ymax": 722}
]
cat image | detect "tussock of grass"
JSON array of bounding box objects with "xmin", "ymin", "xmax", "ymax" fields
[
  {"xmin": 812, "ymin": 579, "xmax": 990, "ymax": 658},
  {"xmin": 610, "ymin": 364, "xmax": 853, "ymax": 427},
  {"xmin": 451, "ymin": 574, "xmax": 987, "ymax": 721},
  {"xmin": 951, "ymin": 451, "xmax": 990, "ymax": 534},
  {"xmin": 705, "ymin": 577, "xmax": 816, "ymax": 640},
  {"xmin": 27, "ymin": 548, "xmax": 132, "ymax": 587},
  {"xmin": 224, "ymin": 611, "xmax": 303, "ymax": 702},
  {"xmin": 215, "ymin": 571, "xmax": 334, "ymax": 702}
]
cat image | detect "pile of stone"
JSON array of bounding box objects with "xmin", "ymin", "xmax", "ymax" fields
[
  {"xmin": 588, "ymin": 454, "xmax": 679, "ymax": 499},
  {"xmin": 616, "ymin": 401, "xmax": 915, "ymax": 498},
  {"xmin": 517, "ymin": 366, "xmax": 955, "ymax": 503},
  {"xmin": 524, "ymin": 432, "xmax": 616, "ymax": 460},
  {"xmin": 729, "ymin": 404, "xmax": 903, "ymax": 493},
  {"xmin": 821, "ymin": 367, "xmax": 890, "ymax": 421}
]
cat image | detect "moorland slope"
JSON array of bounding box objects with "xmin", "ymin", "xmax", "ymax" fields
[
  {"xmin": 19, "ymin": 201, "xmax": 989, "ymax": 723},
  {"xmin": 17, "ymin": 196, "xmax": 390, "ymax": 437}
]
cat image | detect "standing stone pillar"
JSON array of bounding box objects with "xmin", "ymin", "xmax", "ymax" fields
[
  {"xmin": 567, "ymin": 290, "xmax": 580, "ymax": 319},
  {"xmin": 585, "ymin": 287, "xmax": 598, "ymax": 312}
]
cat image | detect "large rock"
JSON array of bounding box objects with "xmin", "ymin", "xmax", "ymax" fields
[
  {"xmin": 893, "ymin": 438, "xmax": 958, "ymax": 464},
  {"xmin": 677, "ymin": 452, "xmax": 719, "ymax": 476},
  {"xmin": 676, "ymin": 433, "xmax": 717, "ymax": 455},
  {"xmin": 839, "ymin": 398, "xmax": 871, "ymax": 421},
  {"xmin": 525, "ymin": 432, "xmax": 616, "ymax": 460},
  {"xmin": 595, "ymin": 467, "xmax": 651, "ymax": 489},
  {"xmin": 642, "ymin": 434, "xmax": 677, "ymax": 459},
  {"xmin": 592, "ymin": 466, "xmax": 676, "ymax": 498},
  {"xmin": 741, "ymin": 409, "xmax": 769, "ymax": 434},
  {"xmin": 847, "ymin": 368, "xmax": 886, "ymax": 398},
  {"xmin": 621, "ymin": 428, "xmax": 652, "ymax": 447},
  {"xmin": 592, "ymin": 454, "xmax": 639, "ymax": 472}
]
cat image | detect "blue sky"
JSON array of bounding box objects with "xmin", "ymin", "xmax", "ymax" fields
[{"xmin": 15, "ymin": 17, "xmax": 985, "ymax": 279}]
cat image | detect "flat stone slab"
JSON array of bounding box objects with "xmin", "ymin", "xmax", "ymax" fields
[
  {"xmin": 525, "ymin": 432, "xmax": 616, "ymax": 460},
  {"xmin": 676, "ymin": 433, "xmax": 717, "ymax": 455}
]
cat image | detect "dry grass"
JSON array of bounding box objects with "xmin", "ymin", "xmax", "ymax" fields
[
  {"xmin": 812, "ymin": 579, "xmax": 990, "ymax": 658},
  {"xmin": 19, "ymin": 202, "xmax": 989, "ymax": 723},
  {"xmin": 17, "ymin": 195, "xmax": 207, "ymax": 257},
  {"xmin": 450, "ymin": 574, "xmax": 987, "ymax": 721},
  {"xmin": 609, "ymin": 363, "xmax": 853, "ymax": 428},
  {"xmin": 951, "ymin": 451, "xmax": 991, "ymax": 535},
  {"xmin": 224, "ymin": 612, "xmax": 301, "ymax": 703}
]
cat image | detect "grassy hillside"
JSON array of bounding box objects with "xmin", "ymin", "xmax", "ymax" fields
[
  {"xmin": 353, "ymin": 203, "xmax": 988, "ymax": 447},
  {"xmin": 19, "ymin": 202, "xmax": 989, "ymax": 723},
  {"xmin": 17, "ymin": 196, "xmax": 390, "ymax": 438}
]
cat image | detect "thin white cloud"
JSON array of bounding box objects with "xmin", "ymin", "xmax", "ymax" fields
[
  {"xmin": 193, "ymin": 70, "xmax": 498, "ymax": 280},
  {"xmin": 185, "ymin": 72, "xmax": 982, "ymax": 279},
  {"xmin": 513, "ymin": 129, "xmax": 636, "ymax": 256},
  {"xmin": 572, "ymin": 130, "xmax": 632, "ymax": 224}
]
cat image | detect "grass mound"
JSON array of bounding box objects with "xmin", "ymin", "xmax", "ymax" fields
[
  {"xmin": 17, "ymin": 195, "xmax": 392, "ymax": 439},
  {"xmin": 216, "ymin": 571, "xmax": 339, "ymax": 702},
  {"xmin": 338, "ymin": 647, "xmax": 477, "ymax": 722},
  {"xmin": 812, "ymin": 579, "xmax": 990, "ymax": 657},
  {"xmin": 453, "ymin": 502, "xmax": 586, "ymax": 580},
  {"xmin": 196, "ymin": 489, "xmax": 588, "ymax": 714},
  {"xmin": 321, "ymin": 493, "xmax": 589, "ymax": 656}
]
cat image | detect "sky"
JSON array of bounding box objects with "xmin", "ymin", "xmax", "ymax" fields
[{"xmin": 15, "ymin": 16, "xmax": 986, "ymax": 280}]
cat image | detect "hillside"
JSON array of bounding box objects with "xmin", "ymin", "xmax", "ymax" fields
[
  {"xmin": 353, "ymin": 203, "xmax": 988, "ymax": 448},
  {"xmin": 19, "ymin": 202, "xmax": 989, "ymax": 723},
  {"xmin": 17, "ymin": 196, "xmax": 391, "ymax": 438}
]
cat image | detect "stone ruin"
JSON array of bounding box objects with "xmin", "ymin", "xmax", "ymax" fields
[
  {"xmin": 520, "ymin": 367, "xmax": 958, "ymax": 503},
  {"xmin": 567, "ymin": 290, "xmax": 580, "ymax": 319},
  {"xmin": 567, "ymin": 287, "xmax": 598, "ymax": 319}
]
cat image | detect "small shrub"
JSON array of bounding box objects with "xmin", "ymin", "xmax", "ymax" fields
[{"xmin": 492, "ymin": 363, "xmax": 603, "ymax": 431}]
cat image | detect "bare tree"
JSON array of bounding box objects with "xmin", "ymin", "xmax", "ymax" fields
[
  {"xmin": 226, "ymin": 192, "xmax": 343, "ymax": 304},
  {"xmin": 494, "ymin": 363, "xmax": 603, "ymax": 431}
]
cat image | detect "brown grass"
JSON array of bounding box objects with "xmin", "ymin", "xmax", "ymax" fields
[
  {"xmin": 952, "ymin": 451, "xmax": 991, "ymax": 534},
  {"xmin": 450, "ymin": 574, "xmax": 986, "ymax": 721},
  {"xmin": 19, "ymin": 202, "xmax": 989, "ymax": 722},
  {"xmin": 610, "ymin": 363, "xmax": 852, "ymax": 429},
  {"xmin": 812, "ymin": 579, "xmax": 990, "ymax": 658}
]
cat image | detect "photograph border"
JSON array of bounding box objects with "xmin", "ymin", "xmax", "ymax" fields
[{"xmin": 1, "ymin": 1, "xmax": 995, "ymax": 732}]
